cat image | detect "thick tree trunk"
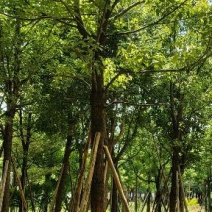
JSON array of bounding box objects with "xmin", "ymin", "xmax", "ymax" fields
[
  {"xmin": 2, "ymin": 18, "xmax": 21, "ymax": 212},
  {"xmin": 74, "ymin": 0, "xmax": 112, "ymax": 210},
  {"xmin": 89, "ymin": 62, "xmax": 107, "ymax": 212},
  {"xmin": 2, "ymin": 118, "xmax": 14, "ymax": 212},
  {"xmin": 169, "ymin": 82, "xmax": 183, "ymax": 212},
  {"xmin": 90, "ymin": 79, "xmax": 106, "ymax": 212}
]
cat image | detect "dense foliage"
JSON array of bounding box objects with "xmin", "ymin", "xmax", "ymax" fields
[{"xmin": 0, "ymin": 0, "xmax": 211, "ymax": 212}]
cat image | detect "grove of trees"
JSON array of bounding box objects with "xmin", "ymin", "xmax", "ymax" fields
[{"xmin": 0, "ymin": 0, "xmax": 211, "ymax": 212}]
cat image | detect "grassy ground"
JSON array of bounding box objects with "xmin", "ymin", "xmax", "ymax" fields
[
  {"xmin": 188, "ymin": 204, "xmax": 202, "ymax": 212},
  {"xmin": 126, "ymin": 199, "xmax": 203, "ymax": 212}
]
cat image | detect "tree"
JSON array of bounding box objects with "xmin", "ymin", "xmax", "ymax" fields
[{"xmin": 0, "ymin": 0, "xmax": 211, "ymax": 211}]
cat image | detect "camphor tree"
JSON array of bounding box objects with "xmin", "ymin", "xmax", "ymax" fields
[
  {"xmin": 0, "ymin": 0, "xmax": 211, "ymax": 211},
  {"xmin": 0, "ymin": 1, "xmax": 64, "ymax": 211}
]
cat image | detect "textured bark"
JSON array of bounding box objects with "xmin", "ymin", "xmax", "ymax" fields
[
  {"xmin": 2, "ymin": 119, "xmax": 14, "ymax": 212},
  {"xmin": 90, "ymin": 81, "xmax": 106, "ymax": 212},
  {"xmin": 74, "ymin": 1, "xmax": 114, "ymax": 211}
]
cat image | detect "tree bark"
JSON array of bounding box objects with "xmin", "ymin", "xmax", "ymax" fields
[
  {"xmin": 170, "ymin": 147, "xmax": 180, "ymax": 212},
  {"xmin": 72, "ymin": 129, "xmax": 91, "ymax": 212},
  {"xmin": 111, "ymin": 178, "xmax": 118, "ymax": 212},
  {"xmin": 104, "ymin": 145, "xmax": 129, "ymax": 212},
  {"xmin": 1, "ymin": 17, "xmax": 21, "ymax": 212},
  {"xmin": 2, "ymin": 118, "xmax": 14, "ymax": 212},
  {"xmin": 154, "ymin": 168, "xmax": 162, "ymax": 212},
  {"xmin": 169, "ymin": 81, "xmax": 183, "ymax": 212},
  {"xmin": 0, "ymin": 160, "xmax": 9, "ymax": 212},
  {"xmin": 19, "ymin": 111, "xmax": 31, "ymax": 212},
  {"xmin": 79, "ymin": 133, "xmax": 101, "ymax": 212},
  {"xmin": 11, "ymin": 157, "xmax": 28, "ymax": 212},
  {"xmin": 90, "ymin": 68, "xmax": 106, "ymax": 212},
  {"xmin": 54, "ymin": 117, "xmax": 75, "ymax": 212}
]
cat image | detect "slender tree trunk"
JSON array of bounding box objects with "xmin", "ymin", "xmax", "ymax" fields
[
  {"xmin": 135, "ymin": 175, "xmax": 138, "ymax": 212},
  {"xmin": 154, "ymin": 168, "xmax": 162, "ymax": 212},
  {"xmin": 147, "ymin": 186, "xmax": 151, "ymax": 212},
  {"xmin": 54, "ymin": 117, "xmax": 74, "ymax": 212},
  {"xmin": 41, "ymin": 174, "xmax": 51, "ymax": 212},
  {"xmin": 79, "ymin": 133, "xmax": 100, "ymax": 212},
  {"xmin": 19, "ymin": 146, "xmax": 29, "ymax": 212},
  {"xmin": 170, "ymin": 147, "xmax": 180, "ymax": 212},
  {"xmin": 19, "ymin": 111, "xmax": 31, "ymax": 212},
  {"xmin": 111, "ymin": 178, "xmax": 118, "ymax": 212},
  {"xmin": 72, "ymin": 128, "xmax": 91, "ymax": 212}
]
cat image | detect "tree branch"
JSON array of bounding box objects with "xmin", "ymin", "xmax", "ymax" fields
[
  {"xmin": 107, "ymin": 100, "xmax": 169, "ymax": 107},
  {"xmin": 111, "ymin": 0, "xmax": 121, "ymax": 11},
  {"xmin": 115, "ymin": 0, "xmax": 188, "ymax": 36},
  {"xmin": 1, "ymin": 12, "xmax": 78, "ymax": 30},
  {"xmin": 105, "ymin": 67, "xmax": 186, "ymax": 91},
  {"xmin": 73, "ymin": 0, "xmax": 89, "ymax": 38},
  {"xmin": 110, "ymin": 1, "xmax": 145, "ymax": 20}
]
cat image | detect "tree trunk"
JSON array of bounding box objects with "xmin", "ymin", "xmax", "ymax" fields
[
  {"xmin": 41, "ymin": 174, "xmax": 51, "ymax": 212},
  {"xmin": 169, "ymin": 147, "xmax": 180, "ymax": 212},
  {"xmin": 54, "ymin": 117, "xmax": 74, "ymax": 212},
  {"xmin": 19, "ymin": 111, "xmax": 31, "ymax": 212},
  {"xmin": 19, "ymin": 146, "xmax": 29, "ymax": 212},
  {"xmin": 147, "ymin": 188, "xmax": 151, "ymax": 212},
  {"xmin": 2, "ymin": 17, "xmax": 21, "ymax": 212},
  {"xmin": 104, "ymin": 145, "xmax": 129, "ymax": 212},
  {"xmin": 154, "ymin": 168, "xmax": 162, "ymax": 212},
  {"xmin": 135, "ymin": 175, "xmax": 138, "ymax": 212},
  {"xmin": 90, "ymin": 68, "xmax": 106, "ymax": 212},
  {"xmin": 111, "ymin": 178, "xmax": 118, "ymax": 212},
  {"xmin": 2, "ymin": 118, "xmax": 14, "ymax": 212},
  {"xmin": 72, "ymin": 130, "xmax": 91, "ymax": 212},
  {"xmin": 0, "ymin": 160, "xmax": 9, "ymax": 212},
  {"xmin": 79, "ymin": 133, "xmax": 100, "ymax": 212},
  {"xmin": 169, "ymin": 81, "xmax": 183, "ymax": 212}
]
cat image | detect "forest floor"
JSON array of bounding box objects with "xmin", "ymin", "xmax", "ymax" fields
[
  {"xmin": 188, "ymin": 204, "xmax": 203, "ymax": 212},
  {"xmin": 127, "ymin": 200, "xmax": 203, "ymax": 212}
]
